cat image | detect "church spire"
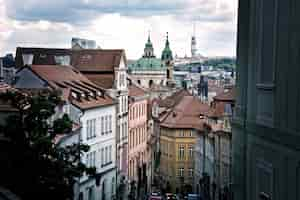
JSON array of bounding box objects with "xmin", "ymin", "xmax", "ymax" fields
[
  {"xmin": 191, "ymin": 22, "xmax": 197, "ymax": 57},
  {"xmin": 147, "ymin": 30, "xmax": 151, "ymax": 43},
  {"xmin": 161, "ymin": 32, "xmax": 173, "ymax": 61},
  {"xmin": 143, "ymin": 31, "xmax": 155, "ymax": 58},
  {"xmin": 165, "ymin": 32, "xmax": 170, "ymax": 47}
]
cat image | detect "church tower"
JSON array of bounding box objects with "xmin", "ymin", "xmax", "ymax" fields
[
  {"xmin": 161, "ymin": 32, "xmax": 174, "ymax": 86},
  {"xmin": 143, "ymin": 32, "xmax": 155, "ymax": 58},
  {"xmin": 191, "ymin": 23, "xmax": 197, "ymax": 57}
]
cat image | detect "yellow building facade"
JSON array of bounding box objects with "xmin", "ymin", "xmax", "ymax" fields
[{"xmin": 160, "ymin": 128, "xmax": 196, "ymax": 193}]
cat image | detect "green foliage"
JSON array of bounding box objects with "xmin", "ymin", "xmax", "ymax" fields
[{"xmin": 0, "ymin": 90, "xmax": 95, "ymax": 200}]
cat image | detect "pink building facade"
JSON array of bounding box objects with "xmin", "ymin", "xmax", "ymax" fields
[{"xmin": 128, "ymin": 85, "xmax": 148, "ymax": 185}]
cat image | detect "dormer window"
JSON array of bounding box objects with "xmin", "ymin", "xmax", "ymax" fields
[
  {"xmin": 40, "ymin": 54, "xmax": 47, "ymax": 58},
  {"xmin": 22, "ymin": 54, "xmax": 33, "ymax": 65},
  {"xmin": 54, "ymin": 55, "xmax": 70, "ymax": 66},
  {"xmin": 71, "ymin": 92, "xmax": 77, "ymax": 99},
  {"xmin": 81, "ymin": 55, "xmax": 92, "ymax": 60}
]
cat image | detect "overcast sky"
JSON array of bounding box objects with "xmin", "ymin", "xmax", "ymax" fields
[{"xmin": 0, "ymin": 0, "xmax": 238, "ymax": 59}]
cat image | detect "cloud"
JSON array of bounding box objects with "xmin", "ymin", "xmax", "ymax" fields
[
  {"xmin": 0, "ymin": 0, "xmax": 238, "ymax": 58},
  {"xmin": 4, "ymin": 0, "xmax": 236, "ymax": 24}
]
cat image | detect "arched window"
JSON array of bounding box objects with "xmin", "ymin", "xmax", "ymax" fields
[
  {"xmin": 167, "ymin": 69, "xmax": 170, "ymax": 79},
  {"xmin": 137, "ymin": 80, "xmax": 141, "ymax": 85},
  {"xmin": 149, "ymin": 80, "xmax": 153, "ymax": 87}
]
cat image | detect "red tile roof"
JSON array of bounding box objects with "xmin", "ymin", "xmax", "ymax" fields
[
  {"xmin": 158, "ymin": 89, "xmax": 191, "ymax": 108},
  {"xmin": 28, "ymin": 65, "xmax": 115, "ymax": 110},
  {"xmin": 160, "ymin": 96, "xmax": 210, "ymax": 131},
  {"xmin": 129, "ymin": 84, "xmax": 146, "ymax": 98},
  {"xmin": 84, "ymin": 74, "xmax": 115, "ymax": 89},
  {"xmin": 72, "ymin": 49, "xmax": 125, "ymax": 72}
]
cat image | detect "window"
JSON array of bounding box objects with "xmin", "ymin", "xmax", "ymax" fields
[
  {"xmin": 105, "ymin": 146, "xmax": 108, "ymax": 164},
  {"xmin": 123, "ymin": 96, "xmax": 126, "ymax": 113},
  {"xmin": 109, "ymin": 115, "xmax": 112, "ymax": 133},
  {"xmin": 133, "ymin": 107, "xmax": 135, "ymax": 120},
  {"xmin": 22, "ymin": 54, "xmax": 33, "ymax": 65},
  {"xmin": 189, "ymin": 146, "xmax": 194, "ymax": 158},
  {"xmin": 119, "ymin": 73, "xmax": 125, "ymax": 87},
  {"xmin": 105, "ymin": 116, "xmax": 108, "ymax": 134},
  {"xmin": 125, "ymin": 96, "xmax": 128, "ymax": 112},
  {"xmin": 101, "ymin": 148, "xmax": 104, "ymax": 166},
  {"xmin": 86, "ymin": 120, "xmax": 90, "ymax": 139},
  {"xmin": 189, "ymin": 168, "xmax": 193, "ymax": 177},
  {"xmin": 132, "ymin": 130, "xmax": 134, "ymax": 147},
  {"xmin": 121, "ymin": 123, "xmax": 124, "ymax": 140},
  {"xmin": 178, "ymin": 168, "xmax": 184, "ymax": 177},
  {"xmin": 138, "ymin": 128, "xmax": 140, "ymax": 144},
  {"xmin": 179, "ymin": 131, "xmax": 184, "ymax": 137},
  {"xmin": 129, "ymin": 130, "xmax": 132, "ymax": 149},
  {"xmin": 54, "ymin": 55, "xmax": 70, "ymax": 65},
  {"xmin": 179, "ymin": 145, "xmax": 185, "ymax": 160},
  {"xmin": 86, "ymin": 151, "xmax": 96, "ymax": 167},
  {"xmin": 190, "ymin": 131, "xmax": 193, "ymax": 137},
  {"xmin": 139, "ymin": 104, "xmax": 141, "ymax": 118},
  {"xmin": 101, "ymin": 117, "xmax": 104, "ymax": 135},
  {"xmin": 109, "ymin": 145, "xmax": 112, "ymax": 162},
  {"xmin": 86, "ymin": 119, "xmax": 96, "ymax": 140},
  {"xmin": 125, "ymin": 122, "xmax": 127, "ymax": 138}
]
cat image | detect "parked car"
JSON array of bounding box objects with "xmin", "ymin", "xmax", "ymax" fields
[
  {"xmin": 187, "ymin": 194, "xmax": 202, "ymax": 200},
  {"xmin": 165, "ymin": 193, "xmax": 178, "ymax": 200},
  {"xmin": 148, "ymin": 192, "xmax": 163, "ymax": 200}
]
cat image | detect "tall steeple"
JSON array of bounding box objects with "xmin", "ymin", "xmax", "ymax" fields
[
  {"xmin": 161, "ymin": 32, "xmax": 173, "ymax": 61},
  {"xmin": 161, "ymin": 32, "xmax": 175, "ymax": 87},
  {"xmin": 191, "ymin": 22, "xmax": 197, "ymax": 58},
  {"xmin": 143, "ymin": 31, "xmax": 155, "ymax": 58}
]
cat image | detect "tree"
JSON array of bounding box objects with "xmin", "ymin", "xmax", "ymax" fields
[{"xmin": 0, "ymin": 89, "xmax": 95, "ymax": 200}]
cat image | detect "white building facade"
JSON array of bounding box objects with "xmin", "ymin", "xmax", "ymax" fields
[
  {"xmin": 14, "ymin": 64, "xmax": 118, "ymax": 200},
  {"xmin": 79, "ymin": 104, "xmax": 117, "ymax": 200}
]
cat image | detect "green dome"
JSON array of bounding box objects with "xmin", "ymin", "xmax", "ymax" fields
[{"xmin": 129, "ymin": 57, "xmax": 166, "ymax": 71}]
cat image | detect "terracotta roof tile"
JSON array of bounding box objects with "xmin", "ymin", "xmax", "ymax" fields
[
  {"xmin": 128, "ymin": 84, "xmax": 146, "ymax": 97},
  {"xmin": 28, "ymin": 65, "xmax": 115, "ymax": 110},
  {"xmin": 84, "ymin": 74, "xmax": 115, "ymax": 89},
  {"xmin": 158, "ymin": 89, "xmax": 191, "ymax": 108},
  {"xmin": 160, "ymin": 96, "xmax": 210, "ymax": 131},
  {"xmin": 72, "ymin": 49, "xmax": 125, "ymax": 72}
]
